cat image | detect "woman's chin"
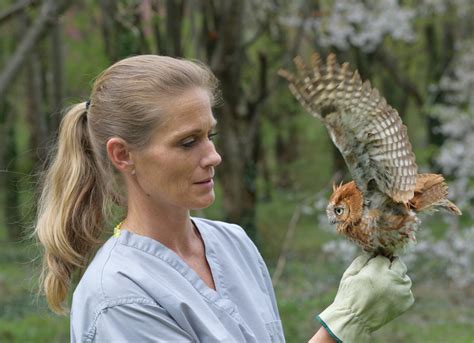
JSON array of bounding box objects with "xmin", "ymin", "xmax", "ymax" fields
[{"xmin": 190, "ymin": 193, "xmax": 215, "ymax": 210}]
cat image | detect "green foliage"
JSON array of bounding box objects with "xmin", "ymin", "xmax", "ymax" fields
[
  {"xmin": 62, "ymin": 5, "xmax": 109, "ymax": 98},
  {"xmin": 0, "ymin": 314, "xmax": 69, "ymax": 343},
  {"xmin": 0, "ymin": 242, "xmax": 68, "ymax": 342}
]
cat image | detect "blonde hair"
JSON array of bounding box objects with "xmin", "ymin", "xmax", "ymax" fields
[{"xmin": 35, "ymin": 55, "xmax": 219, "ymax": 314}]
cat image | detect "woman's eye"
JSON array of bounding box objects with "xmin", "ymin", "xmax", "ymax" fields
[
  {"xmin": 181, "ymin": 138, "xmax": 196, "ymax": 148},
  {"xmin": 208, "ymin": 132, "xmax": 218, "ymax": 141},
  {"xmin": 181, "ymin": 131, "xmax": 218, "ymax": 149}
]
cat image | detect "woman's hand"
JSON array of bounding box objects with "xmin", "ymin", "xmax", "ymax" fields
[{"xmin": 316, "ymin": 254, "xmax": 414, "ymax": 342}]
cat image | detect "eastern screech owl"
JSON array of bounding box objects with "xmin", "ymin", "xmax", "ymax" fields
[{"xmin": 280, "ymin": 54, "xmax": 461, "ymax": 257}]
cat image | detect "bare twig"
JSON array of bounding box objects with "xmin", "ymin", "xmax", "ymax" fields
[
  {"xmin": 0, "ymin": 0, "xmax": 38, "ymax": 25},
  {"xmin": 0, "ymin": 0, "xmax": 71, "ymax": 98},
  {"xmin": 272, "ymin": 188, "xmax": 330, "ymax": 286},
  {"xmin": 271, "ymin": 202, "xmax": 303, "ymax": 285},
  {"xmin": 49, "ymin": 18, "xmax": 63, "ymax": 132}
]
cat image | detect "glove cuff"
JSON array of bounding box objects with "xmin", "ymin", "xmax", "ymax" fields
[{"xmin": 318, "ymin": 304, "xmax": 371, "ymax": 343}]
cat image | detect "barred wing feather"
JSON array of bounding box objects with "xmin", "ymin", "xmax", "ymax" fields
[{"xmin": 279, "ymin": 53, "xmax": 417, "ymax": 203}]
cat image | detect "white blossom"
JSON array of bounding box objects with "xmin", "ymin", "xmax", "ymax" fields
[
  {"xmin": 322, "ymin": 239, "xmax": 358, "ymax": 264},
  {"xmin": 429, "ymin": 40, "xmax": 474, "ymax": 213},
  {"xmin": 418, "ymin": 0, "xmax": 474, "ymax": 18},
  {"xmin": 438, "ymin": 44, "xmax": 474, "ymax": 111},
  {"xmin": 416, "ymin": 0, "xmax": 448, "ymax": 16},
  {"xmin": 280, "ymin": 0, "xmax": 416, "ymax": 52}
]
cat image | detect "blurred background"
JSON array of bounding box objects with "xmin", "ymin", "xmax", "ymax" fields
[{"xmin": 0, "ymin": 0, "xmax": 473, "ymax": 342}]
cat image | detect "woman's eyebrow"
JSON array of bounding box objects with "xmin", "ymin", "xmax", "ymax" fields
[{"xmin": 172, "ymin": 120, "xmax": 218, "ymax": 139}]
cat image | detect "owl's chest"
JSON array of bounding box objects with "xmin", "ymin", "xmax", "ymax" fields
[{"xmin": 340, "ymin": 203, "xmax": 418, "ymax": 255}]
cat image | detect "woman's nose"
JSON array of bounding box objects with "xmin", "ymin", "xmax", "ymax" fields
[{"xmin": 201, "ymin": 141, "xmax": 222, "ymax": 168}]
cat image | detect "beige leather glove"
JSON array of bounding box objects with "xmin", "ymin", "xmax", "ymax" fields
[{"xmin": 318, "ymin": 254, "xmax": 414, "ymax": 342}]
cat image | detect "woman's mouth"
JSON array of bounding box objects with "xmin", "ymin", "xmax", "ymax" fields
[{"xmin": 194, "ymin": 178, "xmax": 214, "ymax": 188}]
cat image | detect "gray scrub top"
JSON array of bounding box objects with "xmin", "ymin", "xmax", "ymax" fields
[{"xmin": 71, "ymin": 218, "xmax": 285, "ymax": 342}]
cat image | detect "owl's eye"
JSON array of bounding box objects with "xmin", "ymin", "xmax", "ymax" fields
[{"xmin": 334, "ymin": 207, "xmax": 344, "ymax": 216}]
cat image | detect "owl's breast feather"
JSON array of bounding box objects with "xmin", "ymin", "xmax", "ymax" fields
[{"xmin": 358, "ymin": 199, "xmax": 418, "ymax": 256}]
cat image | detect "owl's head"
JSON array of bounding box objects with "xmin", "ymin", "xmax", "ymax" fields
[{"xmin": 326, "ymin": 181, "xmax": 363, "ymax": 225}]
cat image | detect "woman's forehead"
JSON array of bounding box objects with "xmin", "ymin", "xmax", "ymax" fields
[{"xmin": 157, "ymin": 88, "xmax": 216, "ymax": 133}]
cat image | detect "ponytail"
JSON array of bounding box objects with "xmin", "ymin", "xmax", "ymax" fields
[{"xmin": 35, "ymin": 102, "xmax": 110, "ymax": 314}]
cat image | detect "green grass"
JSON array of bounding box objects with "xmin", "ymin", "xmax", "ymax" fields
[
  {"xmin": 0, "ymin": 241, "xmax": 68, "ymax": 342},
  {"xmin": 373, "ymin": 281, "xmax": 474, "ymax": 343},
  {"xmin": 0, "ymin": 314, "xmax": 69, "ymax": 343},
  {"xmin": 1, "ymin": 195, "xmax": 473, "ymax": 342}
]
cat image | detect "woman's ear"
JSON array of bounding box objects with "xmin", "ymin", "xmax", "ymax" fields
[{"xmin": 106, "ymin": 137, "xmax": 134, "ymax": 174}]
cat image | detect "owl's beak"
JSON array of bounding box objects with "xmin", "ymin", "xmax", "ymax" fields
[
  {"xmin": 326, "ymin": 203, "xmax": 336, "ymax": 225},
  {"xmin": 326, "ymin": 208, "xmax": 337, "ymax": 225}
]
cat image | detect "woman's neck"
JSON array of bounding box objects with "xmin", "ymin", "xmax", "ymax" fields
[{"xmin": 122, "ymin": 200, "xmax": 201, "ymax": 259}]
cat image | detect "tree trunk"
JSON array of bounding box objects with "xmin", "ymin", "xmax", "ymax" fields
[
  {"xmin": 151, "ymin": 0, "xmax": 166, "ymax": 54},
  {"xmin": 271, "ymin": 0, "xmax": 313, "ymax": 189},
  {"xmin": 165, "ymin": 0, "xmax": 184, "ymax": 57},
  {"xmin": 49, "ymin": 10, "xmax": 63, "ymax": 134},
  {"xmin": 200, "ymin": 0, "xmax": 219, "ymax": 62},
  {"xmin": 275, "ymin": 121, "xmax": 299, "ymax": 188},
  {"xmin": 132, "ymin": 1, "xmax": 150, "ymax": 54},
  {"xmin": 100, "ymin": 0, "xmax": 149, "ymax": 61},
  {"xmin": 99, "ymin": 0, "xmax": 119, "ymax": 61},
  {"xmin": 3, "ymin": 104, "xmax": 22, "ymax": 241},
  {"xmin": 205, "ymin": 0, "xmax": 268, "ymax": 243},
  {"xmin": 258, "ymin": 132, "xmax": 272, "ymax": 201},
  {"xmin": 0, "ymin": 101, "xmax": 8, "ymax": 238},
  {"xmin": 26, "ymin": 51, "xmax": 49, "ymax": 165}
]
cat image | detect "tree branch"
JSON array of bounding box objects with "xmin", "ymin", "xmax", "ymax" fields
[
  {"xmin": 248, "ymin": 51, "xmax": 268, "ymax": 110},
  {"xmin": 247, "ymin": 52, "xmax": 268, "ymax": 145},
  {"xmin": 50, "ymin": 17, "xmax": 63, "ymax": 132},
  {"xmin": 0, "ymin": 0, "xmax": 71, "ymax": 97},
  {"xmin": 0, "ymin": 0, "xmax": 38, "ymax": 25},
  {"xmin": 242, "ymin": 19, "xmax": 269, "ymax": 50},
  {"xmin": 271, "ymin": 204, "xmax": 301, "ymax": 286}
]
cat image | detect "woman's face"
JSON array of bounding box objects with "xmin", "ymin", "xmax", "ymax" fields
[{"xmin": 132, "ymin": 87, "xmax": 222, "ymax": 210}]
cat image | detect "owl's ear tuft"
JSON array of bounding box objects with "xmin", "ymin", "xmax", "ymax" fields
[{"xmin": 332, "ymin": 180, "xmax": 344, "ymax": 193}]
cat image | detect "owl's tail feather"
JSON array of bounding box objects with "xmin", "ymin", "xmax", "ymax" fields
[{"xmin": 409, "ymin": 173, "xmax": 462, "ymax": 215}]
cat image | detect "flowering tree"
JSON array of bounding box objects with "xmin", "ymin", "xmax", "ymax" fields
[{"xmin": 312, "ymin": 0, "xmax": 415, "ymax": 52}]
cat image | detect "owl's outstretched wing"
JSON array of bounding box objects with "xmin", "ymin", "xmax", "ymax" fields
[{"xmin": 279, "ymin": 53, "xmax": 417, "ymax": 203}]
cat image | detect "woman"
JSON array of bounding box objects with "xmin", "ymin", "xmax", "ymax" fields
[{"xmin": 35, "ymin": 55, "xmax": 413, "ymax": 342}]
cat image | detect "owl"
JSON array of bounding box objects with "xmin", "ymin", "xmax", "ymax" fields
[{"xmin": 279, "ymin": 53, "xmax": 462, "ymax": 257}]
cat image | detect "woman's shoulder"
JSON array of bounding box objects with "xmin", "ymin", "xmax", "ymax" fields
[{"xmin": 72, "ymin": 234, "xmax": 155, "ymax": 310}]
